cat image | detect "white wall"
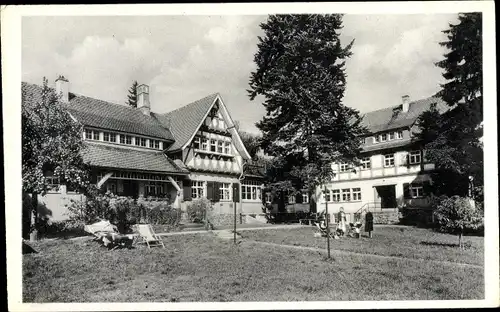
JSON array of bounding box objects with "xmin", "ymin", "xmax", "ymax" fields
[{"xmin": 315, "ymin": 172, "xmax": 432, "ymax": 214}]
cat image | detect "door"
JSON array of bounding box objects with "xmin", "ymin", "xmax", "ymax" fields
[
  {"xmin": 375, "ymin": 185, "xmax": 397, "ymax": 208},
  {"xmin": 123, "ymin": 180, "xmax": 139, "ymax": 199}
]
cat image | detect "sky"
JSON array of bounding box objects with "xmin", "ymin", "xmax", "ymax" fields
[{"xmin": 22, "ymin": 14, "xmax": 458, "ymax": 134}]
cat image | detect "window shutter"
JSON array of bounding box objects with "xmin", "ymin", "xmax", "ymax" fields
[
  {"xmin": 207, "ymin": 182, "xmax": 214, "ymax": 201},
  {"xmin": 213, "ymin": 182, "xmax": 220, "ymax": 202},
  {"xmin": 403, "ymin": 183, "xmax": 410, "ymax": 199},
  {"xmin": 233, "ymin": 183, "xmax": 240, "ymax": 203},
  {"xmin": 183, "ymin": 179, "xmax": 192, "ymax": 201},
  {"xmin": 422, "ymin": 181, "xmax": 432, "ymax": 196}
]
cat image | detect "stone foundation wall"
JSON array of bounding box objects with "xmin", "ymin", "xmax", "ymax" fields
[
  {"xmin": 372, "ymin": 211, "xmax": 400, "ymax": 224},
  {"xmin": 207, "ymin": 212, "xmax": 247, "ymax": 228}
]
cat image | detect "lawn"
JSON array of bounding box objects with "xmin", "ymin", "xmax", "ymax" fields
[
  {"xmin": 240, "ymin": 225, "xmax": 484, "ymax": 266},
  {"xmin": 23, "ymin": 226, "xmax": 484, "ymax": 302}
]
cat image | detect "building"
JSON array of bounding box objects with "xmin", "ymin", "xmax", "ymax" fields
[
  {"xmin": 22, "ymin": 76, "xmax": 264, "ymax": 224},
  {"xmin": 314, "ymin": 95, "xmax": 449, "ymax": 222}
]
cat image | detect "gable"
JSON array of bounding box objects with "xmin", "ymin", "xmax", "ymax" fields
[{"xmin": 158, "ymin": 93, "xmax": 251, "ymax": 160}]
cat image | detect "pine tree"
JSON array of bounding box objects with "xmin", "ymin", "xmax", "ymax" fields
[
  {"xmin": 248, "ymin": 14, "xmax": 366, "ymax": 212},
  {"xmin": 415, "ymin": 13, "xmax": 483, "ymax": 202},
  {"xmin": 127, "ymin": 80, "xmax": 138, "ymax": 108}
]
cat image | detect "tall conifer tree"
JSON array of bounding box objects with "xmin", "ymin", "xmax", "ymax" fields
[{"xmin": 248, "ymin": 14, "xmax": 366, "ymax": 212}]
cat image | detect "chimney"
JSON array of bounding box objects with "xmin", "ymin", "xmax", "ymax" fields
[
  {"xmin": 402, "ymin": 95, "xmax": 410, "ymax": 113},
  {"xmin": 137, "ymin": 84, "xmax": 151, "ymax": 116},
  {"xmin": 55, "ymin": 75, "xmax": 69, "ymax": 103}
]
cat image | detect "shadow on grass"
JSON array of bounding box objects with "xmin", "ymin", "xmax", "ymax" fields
[{"xmin": 419, "ymin": 241, "xmax": 473, "ymax": 249}]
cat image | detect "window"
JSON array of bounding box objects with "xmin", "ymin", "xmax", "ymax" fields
[
  {"xmin": 191, "ymin": 181, "xmax": 205, "ymax": 199},
  {"xmin": 224, "ymin": 142, "xmax": 231, "ymax": 154},
  {"xmin": 380, "ymin": 133, "xmax": 387, "ymax": 142},
  {"xmin": 288, "ymin": 193, "xmax": 296, "ymax": 204},
  {"xmin": 410, "ymin": 184, "xmax": 424, "ymax": 198},
  {"xmin": 219, "ymin": 183, "xmax": 232, "ymax": 201},
  {"xmin": 430, "ymin": 102, "xmax": 437, "ymax": 110},
  {"xmin": 332, "ymin": 189, "xmax": 341, "ymax": 202},
  {"xmin": 361, "ymin": 157, "xmax": 371, "ymax": 170},
  {"xmin": 193, "ymin": 137, "xmax": 201, "ymax": 149},
  {"xmin": 120, "ymin": 135, "xmax": 125, "ymax": 144},
  {"xmin": 210, "ymin": 139, "xmax": 217, "ymax": 152},
  {"xmin": 103, "ymin": 132, "xmax": 110, "ymax": 142},
  {"xmin": 149, "ymin": 139, "xmax": 154, "ymax": 148},
  {"xmin": 93, "ymin": 131, "xmax": 100, "ymax": 140},
  {"xmin": 109, "ymin": 133, "xmax": 116, "ymax": 143},
  {"xmin": 154, "ymin": 140, "xmax": 160, "ymax": 149},
  {"xmin": 352, "ymin": 188, "xmax": 361, "ymax": 201},
  {"xmin": 389, "ymin": 132, "xmax": 395, "ymax": 140},
  {"xmin": 146, "ymin": 182, "xmax": 165, "ymax": 197},
  {"xmin": 339, "ymin": 163, "xmax": 349, "ymax": 172},
  {"xmin": 242, "ymin": 181, "xmax": 261, "ymax": 201},
  {"xmin": 140, "ymin": 138, "xmax": 147, "ymax": 147},
  {"xmin": 106, "ymin": 182, "xmax": 117, "ymax": 195},
  {"xmin": 201, "ymin": 138, "xmax": 208, "ymax": 151},
  {"xmin": 409, "ymin": 150, "xmax": 421, "ymax": 164},
  {"xmin": 302, "ymin": 193, "xmax": 309, "ymax": 203},
  {"xmin": 373, "ymin": 136, "xmax": 379, "ymax": 143},
  {"xmin": 360, "ymin": 137, "xmax": 366, "ymax": 145},
  {"xmin": 85, "ymin": 129, "xmax": 92, "ymax": 140},
  {"xmin": 397, "ymin": 131, "xmax": 404, "ymax": 139},
  {"xmin": 384, "ymin": 154, "xmax": 395, "ymax": 167},
  {"xmin": 342, "ymin": 189, "xmax": 351, "ymax": 202},
  {"xmin": 46, "ymin": 175, "xmax": 60, "ymax": 193},
  {"xmin": 135, "ymin": 137, "xmax": 141, "ymax": 146},
  {"xmin": 324, "ymin": 189, "xmax": 331, "ymax": 202},
  {"xmin": 125, "ymin": 135, "xmax": 132, "ymax": 145},
  {"xmin": 217, "ymin": 141, "xmax": 224, "ymax": 153}
]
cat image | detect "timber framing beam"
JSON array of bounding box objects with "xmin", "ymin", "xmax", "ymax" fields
[{"xmin": 97, "ymin": 172, "xmax": 114, "ymax": 189}]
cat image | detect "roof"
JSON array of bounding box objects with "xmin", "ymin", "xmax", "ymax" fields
[
  {"xmin": 360, "ymin": 96, "xmax": 449, "ymax": 134},
  {"xmin": 81, "ymin": 142, "xmax": 189, "ymax": 174},
  {"xmin": 22, "ymin": 82, "xmax": 175, "ymax": 141},
  {"xmin": 361, "ymin": 138, "xmax": 417, "ymax": 153},
  {"xmin": 156, "ymin": 93, "xmax": 219, "ymax": 151},
  {"xmin": 243, "ymin": 164, "xmax": 266, "ymax": 179}
]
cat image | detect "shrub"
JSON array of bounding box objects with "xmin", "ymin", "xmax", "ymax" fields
[
  {"xmin": 37, "ymin": 220, "xmax": 87, "ymax": 238},
  {"xmin": 138, "ymin": 199, "xmax": 181, "ymax": 225},
  {"xmin": 186, "ymin": 198, "xmax": 213, "ymax": 223},
  {"xmin": 433, "ymin": 195, "xmax": 483, "ymax": 248}
]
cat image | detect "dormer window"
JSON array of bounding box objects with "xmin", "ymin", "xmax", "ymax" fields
[
  {"xmin": 397, "ymin": 131, "xmax": 404, "ymax": 139},
  {"xmin": 380, "ymin": 133, "xmax": 387, "ymax": 142},
  {"xmin": 389, "ymin": 132, "xmax": 395, "ymax": 140}
]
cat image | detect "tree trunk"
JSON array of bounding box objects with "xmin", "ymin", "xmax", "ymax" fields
[
  {"xmin": 29, "ymin": 193, "xmax": 39, "ymax": 241},
  {"xmin": 458, "ymin": 232, "xmax": 463, "ymax": 249}
]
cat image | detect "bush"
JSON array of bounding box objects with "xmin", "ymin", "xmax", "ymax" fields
[
  {"xmin": 186, "ymin": 198, "xmax": 213, "ymax": 223},
  {"xmin": 67, "ymin": 193, "xmax": 181, "ymax": 234},
  {"xmin": 433, "ymin": 195, "xmax": 483, "ymax": 248},
  {"xmin": 37, "ymin": 220, "xmax": 87, "ymax": 238}
]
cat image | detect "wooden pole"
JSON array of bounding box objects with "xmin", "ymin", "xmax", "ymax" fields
[
  {"xmin": 324, "ymin": 188, "xmax": 330, "ymax": 259},
  {"xmin": 234, "ymin": 202, "xmax": 237, "ymax": 244}
]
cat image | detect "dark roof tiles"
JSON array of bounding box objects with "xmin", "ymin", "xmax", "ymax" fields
[
  {"xmin": 22, "ymin": 82, "xmax": 174, "ymax": 141},
  {"xmin": 360, "ymin": 97, "xmax": 449, "ymax": 134},
  {"xmin": 81, "ymin": 142, "xmax": 189, "ymax": 174}
]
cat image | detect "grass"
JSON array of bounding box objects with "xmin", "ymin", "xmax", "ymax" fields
[
  {"xmin": 240, "ymin": 225, "xmax": 484, "ymax": 266},
  {"xmin": 23, "ymin": 227, "xmax": 484, "ymax": 302}
]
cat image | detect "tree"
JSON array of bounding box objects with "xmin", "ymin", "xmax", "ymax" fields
[
  {"xmin": 248, "ymin": 14, "xmax": 366, "ymax": 212},
  {"xmin": 414, "ymin": 13, "xmax": 483, "ymax": 202},
  {"xmin": 22, "ymin": 77, "xmax": 94, "ymax": 240},
  {"xmin": 433, "ymin": 196, "xmax": 483, "ymax": 249},
  {"xmin": 126, "ymin": 80, "xmax": 138, "ymax": 108},
  {"xmin": 239, "ymin": 131, "xmax": 262, "ymax": 160}
]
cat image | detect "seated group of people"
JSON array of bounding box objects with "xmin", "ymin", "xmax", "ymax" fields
[{"xmin": 315, "ymin": 208, "xmax": 362, "ymax": 238}]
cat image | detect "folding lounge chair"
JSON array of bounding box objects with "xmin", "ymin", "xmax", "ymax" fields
[{"xmin": 134, "ymin": 224, "xmax": 165, "ymax": 248}]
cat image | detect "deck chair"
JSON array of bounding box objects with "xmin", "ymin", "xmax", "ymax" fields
[{"xmin": 134, "ymin": 224, "xmax": 165, "ymax": 248}]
